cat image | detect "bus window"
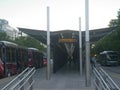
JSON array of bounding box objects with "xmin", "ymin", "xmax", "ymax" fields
[
  {"xmin": 99, "ymin": 51, "xmax": 119, "ymax": 66},
  {"xmin": 0, "ymin": 48, "xmax": 2, "ymax": 59},
  {"xmin": 12, "ymin": 48, "xmax": 16, "ymax": 62},
  {"xmin": 6, "ymin": 47, "xmax": 11, "ymax": 62}
]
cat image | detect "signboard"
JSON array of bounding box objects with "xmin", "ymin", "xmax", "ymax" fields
[{"xmin": 59, "ymin": 38, "xmax": 77, "ymax": 43}]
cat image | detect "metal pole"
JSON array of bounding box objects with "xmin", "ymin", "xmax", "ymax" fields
[
  {"xmin": 79, "ymin": 17, "xmax": 82, "ymax": 76},
  {"xmin": 85, "ymin": 0, "xmax": 91, "ymax": 87},
  {"xmin": 47, "ymin": 6, "xmax": 51, "ymax": 80}
]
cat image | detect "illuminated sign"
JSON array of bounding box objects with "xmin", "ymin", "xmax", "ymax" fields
[{"xmin": 59, "ymin": 38, "xmax": 77, "ymax": 43}]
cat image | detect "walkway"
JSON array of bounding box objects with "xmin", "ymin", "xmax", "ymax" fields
[{"xmin": 33, "ymin": 64, "xmax": 95, "ymax": 90}]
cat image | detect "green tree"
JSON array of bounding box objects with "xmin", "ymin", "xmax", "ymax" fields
[
  {"xmin": 108, "ymin": 19, "xmax": 118, "ymax": 27},
  {"xmin": 109, "ymin": 9, "xmax": 120, "ymax": 27},
  {"xmin": 14, "ymin": 36, "xmax": 46, "ymax": 51},
  {"xmin": 0, "ymin": 32, "xmax": 10, "ymax": 40},
  {"xmin": 0, "ymin": 32, "xmax": 46, "ymax": 51},
  {"xmin": 91, "ymin": 28, "xmax": 120, "ymax": 55},
  {"xmin": 117, "ymin": 9, "xmax": 120, "ymax": 26}
]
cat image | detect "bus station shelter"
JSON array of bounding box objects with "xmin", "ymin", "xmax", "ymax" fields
[{"xmin": 18, "ymin": 27, "xmax": 116, "ymax": 73}]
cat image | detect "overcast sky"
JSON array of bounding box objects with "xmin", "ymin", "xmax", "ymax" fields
[{"xmin": 0, "ymin": 0, "xmax": 120, "ymax": 31}]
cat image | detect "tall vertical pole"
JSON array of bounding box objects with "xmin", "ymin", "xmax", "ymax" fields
[
  {"xmin": 85, "ymin": 0, "xmax": 91, "ymax": 87},
  {"xmin": 79, "ymin": 17, "xmax": 82, "ymax": 77},
  {"xmin": 47, "ymin": 6, "xmax": 51, "ymax": 80}
]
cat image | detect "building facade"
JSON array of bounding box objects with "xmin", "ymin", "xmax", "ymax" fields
[{"xmin": 0, "ymin": 19, "xmax": 19, "ymax": 40}]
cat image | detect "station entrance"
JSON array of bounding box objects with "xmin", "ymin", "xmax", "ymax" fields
[{"xmin": 18, "ymin": 27, "xmax": 116, "ymax": 73}]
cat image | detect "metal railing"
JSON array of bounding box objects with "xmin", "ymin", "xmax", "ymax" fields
[
  {"xmin": 93, "ymin": 66, "xmax": 120, "ymax": 90},
  {"xmin": 1, "ymin": 67, "xmax": 36, "ymax": 90}
]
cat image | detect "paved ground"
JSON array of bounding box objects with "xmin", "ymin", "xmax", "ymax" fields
[
  {"xmin": 1, "ymin": 64, "xmax": 120, "ymax": 90},
  {"xmin": 102, "ymin": 66, "xmax": 120, "ymax": 87},
  {"xmin": 0, "ymin": 75, "xmax": 16, "ymax": 89},
  {"xmin": 33, "ymin": 64, "xmax": 95, "ymax": 90}
]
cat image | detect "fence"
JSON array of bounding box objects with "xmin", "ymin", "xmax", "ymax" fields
[
  {"xmin": 1, "ymin": 67, "xmax": 36, "ymax": 90},
  {"xmin": 93, "ymin": 66, "xmax": 120, "ymax": 90}
]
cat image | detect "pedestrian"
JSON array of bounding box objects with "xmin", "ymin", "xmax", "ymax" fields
[
  {"xmin": 90, "ymin": 56, "xmax": 96, "ymax": 69},
  {"xmin": 17, "ymin": 60, "xmax": 22, "ymax": 73}
]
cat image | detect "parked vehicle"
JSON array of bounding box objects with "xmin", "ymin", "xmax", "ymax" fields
[
  {"xmin": 0, "ymin": 41, "xmax": 44, "ymax": 78},
  {"xmin": 0, "ymin": 41, "xmax": 21, "ymax": 77},
  {"xmin": 28, "ymin": 48, "xmax": 43, "ymax": 68},
  {"xmin": 97, "ymin": 51, "xmax": 119, "ymax": 66}
]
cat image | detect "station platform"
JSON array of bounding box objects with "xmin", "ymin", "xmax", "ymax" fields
[{"xmin": 33, "ymin": 64, "xmax": 95, "ymax": 90}]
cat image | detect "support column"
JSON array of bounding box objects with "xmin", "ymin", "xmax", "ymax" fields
[
  {"xmin": 46, "ymin": 6, "xmax": 51, "ymax": 80},
  {"xmin": 79, "ymin": 17, "xmax": 82, "ymax": 76},
  {"xmin": 85, "ymin": 0, "xmax": 91, "ymax": 87}
]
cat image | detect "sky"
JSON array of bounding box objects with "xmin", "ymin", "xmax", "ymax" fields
[{"xmin": 0, "ymin": 0, "xmax": 120, "ymax": 31}]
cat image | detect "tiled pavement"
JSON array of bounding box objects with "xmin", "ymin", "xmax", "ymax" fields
[{"xmin": 33, "ymin": 65, "xmax": 95, "ymax": 90}]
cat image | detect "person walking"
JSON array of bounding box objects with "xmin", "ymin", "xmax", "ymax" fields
[{"xmin": 90, "ymin": 56, "xmax": 96, "ymax": 69}]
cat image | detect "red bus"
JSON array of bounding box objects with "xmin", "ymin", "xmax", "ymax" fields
[
  {"xmin": 16, "ymin": 46, "xmax": 28, "ymax": 73},
  {"xmin": 28, "ymin": 48, "xmax": 43, "ymax": 68},
  {"xmin": 0, "ymin": 41, "xmax": 44, "ymax": 78},
  {"xmin": 0, "ymin": 41, "xmax": 18, "ymax": 78},
  {"xmin": 0, "ymin": 41, "xmax": 28, "ymax": 78}
]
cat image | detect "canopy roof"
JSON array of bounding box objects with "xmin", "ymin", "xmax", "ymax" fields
[{"xmin": 18, "ymin": 27, "xmax": 116, "ymax": 45}]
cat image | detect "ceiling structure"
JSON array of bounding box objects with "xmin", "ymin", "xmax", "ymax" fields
[
  {"xmin": 18, "ymin": 27, "xmax": 116, "ymax": 45},
  {"xmin": 18, "ymin": 27, "xmax": 117, "ymax": 72}
]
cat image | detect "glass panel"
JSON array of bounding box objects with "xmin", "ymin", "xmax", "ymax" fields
[
  {"xmin": 6, "ymin": 47, "xmax": 11, "ymax": 62},
  {"xmin": 12, "ymin": 48, "xmax": 16, "ymax": 62},
  {"xmin": 0, "ymin": 48, "xmax": 2, "ymax": 58}
]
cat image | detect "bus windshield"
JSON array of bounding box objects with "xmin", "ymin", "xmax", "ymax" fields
[{"xmin": 107, "ymin": 52, "xmax": 119, "ymax": 60}]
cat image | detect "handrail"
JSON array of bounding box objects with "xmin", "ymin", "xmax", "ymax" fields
[
  {"xmin": 1, "ymin": 67, "xmax": 29, "ymax": 90},
  {"xmin": 17, "ymin": 69, "xmax": 35, "ymax": 90},
  {"xmin": 100, "ymin": 67, "xmax": 120, "ymax": 89},
  {"xmin": 10, "ymin": 68, "xmax": 35, "ymax": 90},
  {"xmin": 1, "ymin": 67, "xmax": 36, "ymax": 90},
  {"xmin": 93, "ymin": 67, "xmax": 110, "ymax": 90},
  {"xmin": 93, "ymin": 66, "xmax": 120, "ymax": 90}
]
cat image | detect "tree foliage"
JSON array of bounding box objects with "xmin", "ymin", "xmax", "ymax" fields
[
  {"xmin": 117, "ymin": 9, "xmax": 120, "ymax": 26},
  {"xmin": 0, "ymin": 31, "xmax": 46, "ymax": 51},
  {"xmin": 0, "ymin": 32, "xmax": 10, "ymax": 40},
  {"xmin": 14, "ymin": 36, "xmax": 46, "ymax": 51},
  {"xmin": 91, "ymin": 27, "xmax": 120, "ymax": 55},
  {"xmin": 91, "ymin": 9, "xmax": 120, "ymax": 56},
  {"xmin": 109, "ymin": 9, "xmax": 120, "ymax": 27},
  {"xmin": 108, "ymin": 19, "xmax": 118, "ymax": 27}
]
